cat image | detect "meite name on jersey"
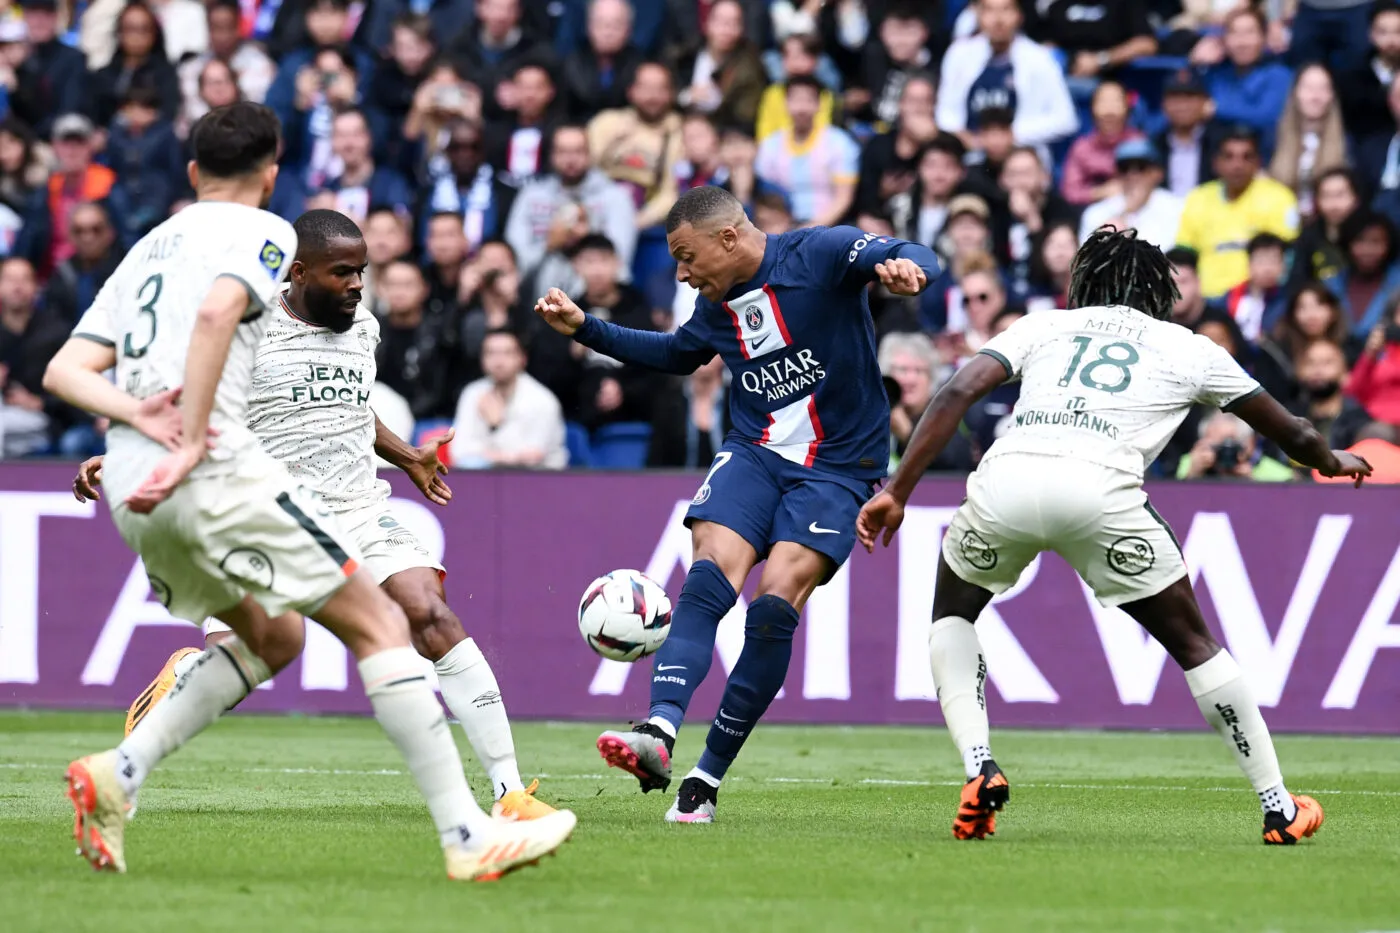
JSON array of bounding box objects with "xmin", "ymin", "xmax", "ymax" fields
[{"xmin": 977, "ymin": 305, "xmax": 1261, "ymax": 479}]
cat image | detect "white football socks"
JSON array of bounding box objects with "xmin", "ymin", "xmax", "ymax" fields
[
  {"xmin": 1184, "ymin": 650, "xmax": 1295, "ymax": 819},
  {"xmin": 929, "ymin": 617, "xmax": 993, "ymax": 780},
  {"xmin": 359, "ymin": 647, "xmax": 494, "ymax": 849},
  {"xmin": 433, "ymin": 638, "xmax": 524, "ymax": 798},
  {"xmin": 116, "ymin": 639, "xmax": 270, "ymax": 796},
  {"xmin": 686, "ymin": 767, "xmax": 721, "ymax": 789}
]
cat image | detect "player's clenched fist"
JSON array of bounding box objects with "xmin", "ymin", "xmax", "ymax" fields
[
  {"xmin": 534, "ymin": 287, "xmax": 586, "ymax": 335},
  {"xmin": 873, "ymin": 258, "xmax": 928, "ymax": 297},
  {"xmin": 856, "ymin": 490, "xmax": 906, "ymax": 552}
]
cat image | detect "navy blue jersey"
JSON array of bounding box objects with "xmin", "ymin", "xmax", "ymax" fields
[{"xmin": 575, "ymin": 226, "xmax": 940, "ymax": 480}]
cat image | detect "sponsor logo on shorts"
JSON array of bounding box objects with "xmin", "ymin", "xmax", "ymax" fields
[
  {"xmin": 960, "ymin": 530, "xmax": 998, "ymax": 571},
  {"xmin": 146, "ymin": 574, "xmax": 172, "ymax": 608},
  {"xmin": 220, "ymin": 547, "xmax": 276, "ymax": 589},
  {"xmin": 1106, "ymin": 536, "xmax": 1155, "ymax": 576}
]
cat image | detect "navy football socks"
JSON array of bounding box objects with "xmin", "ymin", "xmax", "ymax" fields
[
  {"xmin": 647, "ymin": 560, "xmax": 738, "ymax": 732},
  {"xmin": 695, "ymin": 594, "xmax": 801, "ymax": 782}
]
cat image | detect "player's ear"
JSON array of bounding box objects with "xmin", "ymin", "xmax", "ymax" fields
[
  {"xmin": 288, "ymin": 259, "xmax": 305, "ymax": 284},
  {"xmin": 186, "ymin": 160, "xmax": 199, "ymax": 192}
]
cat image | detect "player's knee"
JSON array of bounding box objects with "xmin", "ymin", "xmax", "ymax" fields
[
  {"xmin": 407, "ymin": 596, "xmax": 464, "ymax": 662},
  {"xmin": 744, "ymin": 594, "xmax": 800, "ymax": 642},
  {"xmin": 242, "ymin": 617, "xmax": 305, "ymax": 673}
]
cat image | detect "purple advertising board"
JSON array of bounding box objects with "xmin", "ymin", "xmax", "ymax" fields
[{"xmin": 1, "ymin": 462, "xmax": 1397, "ymax": 732}]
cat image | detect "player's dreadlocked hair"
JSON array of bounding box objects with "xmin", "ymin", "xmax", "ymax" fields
[
  {"xmin": 293, "ymin": 209, "xmax": 364, "ymax": 258},
  {"xmin": 1067, "ymin": 226, "xmax": 1180, "ymax": 321}
]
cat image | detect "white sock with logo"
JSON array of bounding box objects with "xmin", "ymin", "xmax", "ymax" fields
[
  {"xmin": 434, "ymin": 638, "xmax": 523, "ymax": 799},
  {"xmin": 1184, "ymin": 650, "xmax": 1295, "ymax": 819},
  {"xmin": 928, "ymin": 617, "xmax": 993, "ymax": 781},
  {"xmin": 116, "ymin": 639, "xmax": 270, "ymax": 796},
  {"xmin": 361, "ymin": 647, "xmax": 494, "ymax": 849}
]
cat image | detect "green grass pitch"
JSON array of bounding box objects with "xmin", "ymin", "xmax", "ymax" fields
[{"xmin": 3, "ymin": 711, "xmax": 1398, "ymax": 933}]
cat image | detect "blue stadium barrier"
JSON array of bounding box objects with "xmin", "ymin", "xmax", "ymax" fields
[
  {"xmin": 632, "ymin": 225, "xmax": 675, "ymax": 297},
  {"xmin": 565, "ymin": 421, "xmax": 593, "ymax": 468},
  {"xmin": 590, "ymin": 422, "xmax": 652, "ymax": 469},
  {"xmin": 412, "ymin": 419, "xmax": 452, "ymax": 448}
]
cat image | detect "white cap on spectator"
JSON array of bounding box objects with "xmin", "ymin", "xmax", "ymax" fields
[
  {"xmin": 0, "ymin": 18, "xmax": 27, "ymax": 43},
  {"xmin": 52, "ymin": 114, "xmax": 95, "ymax": 142}
]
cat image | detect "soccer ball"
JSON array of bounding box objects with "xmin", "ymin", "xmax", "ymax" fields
[{"xmin": 577, "ymin": 569, "xmax": 672, "ymax": 662}]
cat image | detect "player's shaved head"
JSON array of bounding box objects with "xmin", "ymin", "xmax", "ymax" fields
[
  {"xmin": 665, "ymin": 185, "xmax": 746, "ymax": 234},
  {"xmin": 666, "ymin": 185, "xmax": 766, "ymax": 302},
  {"xmin": 294, "ymin": 208, "xmax": 365, "ymax": 259},
  {"xmin": 1068, "ymin": 226, "xmax": 1180, "ymax": 322},
  {"xmin": 289, "ymin": 209, "xmax": 366, "ymax": 333}
]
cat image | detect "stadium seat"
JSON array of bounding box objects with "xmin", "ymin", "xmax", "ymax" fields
[
  {"xmin": 566, "ymin": 421, "xmax": 592, "ymax": 468},
  {"xmin": 413, "ymin": 419, "xmax": 454, "ymax": 469},
  {"xmin": 412, "ymin": 418, "xmax": 452, "ymax": 448},
  {"xmin": 590, "ymin": 422, "xmax": 652, "ymax": 469}
]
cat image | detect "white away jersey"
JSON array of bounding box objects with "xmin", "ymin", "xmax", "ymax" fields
[
  {"xmin": 977, "ymin": 306, "xmax": 1262, "ymax": 478},
  {"xmin": 73, "ymin": 202, "xmax": 296, "ymax": 500},
  {"xmin": 246, "ymin": 290, "xmax": 387, "ymax": 510}
]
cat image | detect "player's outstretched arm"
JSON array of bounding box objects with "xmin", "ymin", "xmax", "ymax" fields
[
  {"xmin": 814, "ymin": 226, "xmax": 941, "ymax": 295},
  {"xmin": 373, "ymin": 413, "xmax": 453, "ymax": 506},
  {"xmin": 857, "ymin": 354, "xmax": 1008, "ymax": 552},
  {"xmin": 535, "ymin": 288, "xmax": 714, "ymax": 374},
  {"xmin": 43, "ymin": 339, "xmax": 186, "ymax": 450},
  {"xmin": 1232, "ymin": 391, "xmax": 1373, "ymax": 488}
]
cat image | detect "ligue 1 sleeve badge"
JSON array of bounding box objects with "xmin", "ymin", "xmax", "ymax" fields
[{"xmin": 260, "ymin": 240, "xmax": 286, "ymax": 278}]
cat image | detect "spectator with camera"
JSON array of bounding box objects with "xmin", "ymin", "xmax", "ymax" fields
[
  {"xmin": 375, "ymin": 259, "xmax": 457, "ymax": 422},
  {"xmin": 1346, "ymin": 295, "xmax": 1400, "ymax": 427},
  {"xmin": 505, "ymin": 123, "xmax": 637, "ymax": 302},
  {"xmin": 878, "ymin": 330, "xmax": 972, "ymax": 472},
  {"xmin": 421, "ymin": 117, "xmax": 516, "ymax": 257},
  {"xmin": 1178, "ymin": 412, "xmax": 1295, "ymax": 481},
  {"xmin": 456, "ymin": 239, "xmax": 538, "ymax": 391}
]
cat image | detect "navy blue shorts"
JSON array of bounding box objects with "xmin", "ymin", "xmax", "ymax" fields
[{"xmin": 684, "ymin": 441, "xmax": 876, "ymax": 577}]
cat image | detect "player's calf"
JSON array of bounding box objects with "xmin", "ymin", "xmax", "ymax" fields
[{"xmin": 384, "ymin": 568, "xmax": 545, "ymax": 814}]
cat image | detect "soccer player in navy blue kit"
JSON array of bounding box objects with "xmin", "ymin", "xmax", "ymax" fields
[{"xmin": 536, "ymin": 186, "xmax": 939, "ymax": 822}]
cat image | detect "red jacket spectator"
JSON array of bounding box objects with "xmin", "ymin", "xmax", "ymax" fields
[{"xmin": 1346, "ymin": 336, "xmax": 1400, "ymax": 425}]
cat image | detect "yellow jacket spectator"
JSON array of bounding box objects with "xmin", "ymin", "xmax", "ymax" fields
[
  {"xmin": 754, "ymin": 32, "xmax": 838, "ymax": 142},
  {"xmin": 1176, "ymin": 127, "xmax": 1299, "ymax": 297}
]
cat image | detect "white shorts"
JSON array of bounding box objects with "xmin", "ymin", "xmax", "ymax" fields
[
  {"xmin": 200, "ymin": 497, "xmax": 441, "ymax": 636},
  {"xmin": 337, "ymin": 499, "xmax": 444, "ymax": 586},
  {"xmin": 943, "ymin": 453, "xmax": 1187, "ymax": 608},
  {"xmin": 112, "ymin": 451, "xmax": 364, "ymax": 626}
]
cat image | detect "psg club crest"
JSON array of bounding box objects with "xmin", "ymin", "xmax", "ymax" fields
[{"xmin": 745, "ymin": 306, "xmax": 764, "ymax": 332}]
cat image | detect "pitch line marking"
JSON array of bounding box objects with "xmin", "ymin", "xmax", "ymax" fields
[{"xmin": 1, "ymin": 761, "xmax": 1395, "ymax": 797}]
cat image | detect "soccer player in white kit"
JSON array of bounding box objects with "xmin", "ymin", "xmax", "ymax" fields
[
  {"xmin": 75, "ymin": 209, "xmax": 554, "ymax": 820},
  {"xmin": 41, "ymin": 103, "xmax": 575, "ymax": 879},
  {"xmin": 857, "ymin": 227, "xmax": 1371, "ymax": 846}
]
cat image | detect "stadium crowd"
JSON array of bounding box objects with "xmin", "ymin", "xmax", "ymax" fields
[{"xmin": 4, "ymin": 0, "xmax": 1400, "ymax": 480}]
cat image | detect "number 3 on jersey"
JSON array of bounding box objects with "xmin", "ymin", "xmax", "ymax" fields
[
  {"xmin": 123, "ymin": 274, "xmax": 162, "ymax": 359},
  {"xmin": 1057, "ymin": 336, "xmax": 1138, "ymax": 394}
]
